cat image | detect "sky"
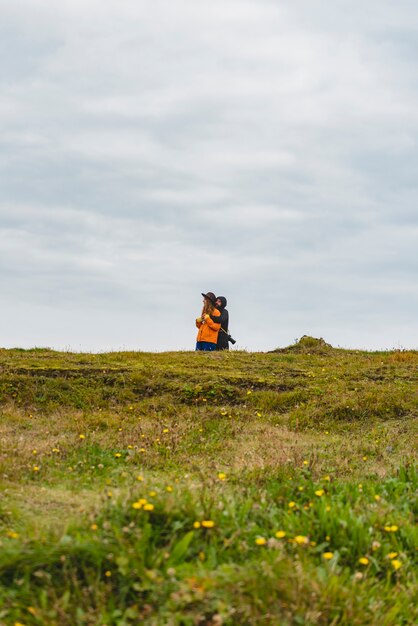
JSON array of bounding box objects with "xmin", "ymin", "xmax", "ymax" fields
[{"xmin": 1, "ymin": 0, "xmax": 418, "ymax": 352}]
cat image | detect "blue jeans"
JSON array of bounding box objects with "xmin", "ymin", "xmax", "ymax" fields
[{"xmin": 196, "ymin": 341, "xmax": 217, "ymax": 351}]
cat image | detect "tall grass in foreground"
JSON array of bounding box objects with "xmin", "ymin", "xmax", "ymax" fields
[{"xmin": 0, "ymin": 344, "xmax": 417, "ymax": 624}]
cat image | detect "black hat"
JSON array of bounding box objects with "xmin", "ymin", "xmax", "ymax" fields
[{"xmin": 201, "ymin": 292, "xmax": 217, "ymax": 305}]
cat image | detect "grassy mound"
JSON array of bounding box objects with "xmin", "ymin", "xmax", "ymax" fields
[{"xmin": 270, "ymin": 335, "xmax": 334, "ymax": 354}]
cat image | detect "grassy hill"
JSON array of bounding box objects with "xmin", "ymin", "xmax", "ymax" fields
[{"xmin": 0, "ymin": 343, "xmax": 417, "ymax": 625}]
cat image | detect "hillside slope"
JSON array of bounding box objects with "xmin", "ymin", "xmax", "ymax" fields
[{"xmin": 0, "ymin": 347, "xmax": 417, "ymax": 625}]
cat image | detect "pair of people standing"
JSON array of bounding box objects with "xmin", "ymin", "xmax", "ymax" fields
[{"xmin": 195, "ymin": 292, "xmax": 230, "ymax": 351}]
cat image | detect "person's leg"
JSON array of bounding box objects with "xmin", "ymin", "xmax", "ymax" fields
[
  {"xmin": 196, "ymin": 342, "xmax": 203, "ymax": 351},
  {"xmin": 201, "ymin": 342, "xmax": 216, "ymax": 351}
]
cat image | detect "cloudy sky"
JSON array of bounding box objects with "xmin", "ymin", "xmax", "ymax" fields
[{"xmin": 1, "ymin": 0, "xmax": 417, "ymax": 352}]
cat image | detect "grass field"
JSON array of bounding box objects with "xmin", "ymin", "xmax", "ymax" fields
[{"xmin": 0, "ymin": 339, "xmax": 417, "ymax": 625}]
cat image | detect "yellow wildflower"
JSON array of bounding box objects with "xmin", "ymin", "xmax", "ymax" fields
[
  {"xmin": 90, "ymin": 524, "xmax": 98, "ymax": 531},
  {"xmin": 275, "ymin": 531, "xmax": 286, "ymax": 539},
  {"xmin": 7, "ymin": 531, "xmax": 19, "ymax": 539},
  {"xmin": 323, "ymin": 552, "xmax": 334, "ymax": 560},
  {"xmin": 79, "ymin": 434, "xmax": 85, "ymax": 440},
  {"xmin": 114, "ymin": 453, "xmax": 122, "ymax": 458},
  {"xmin": 391, "ymin": 559, "xmax": 402, "ymax": 571},
  {"xmin": 218, "ymin": 472, "xmax": 227, "ymax": 481},
  {"xmin": 358, "ymin": 557, "xmax": 369, "ymax": 565},
  {"xmin": 288, "ymin": 501, "xmax": 296, "ymax": 509},
  {"xmin": 105, "ymin": 570, "xmax": 112, "ymax": 577},
  {"xmin": 255, "ymin": 537, "xmax": 267, "ymax": 546},
  {"xmin": 387, "ymin": 552, "xmax": 398, "ymax": 559},
  {"xmin": 315, "ymin": 489, "xmax": 325, "ymax": 497},
  {"xmin": 33, "ymin": 466, "xmax": 40, "ymax": 472},
  {"xmin": 201, "ymin": 520, "xmax": 215, "ymax": 528},
  {"xmin": 143, "ymin": 503, "xmax": 154, "ymax": 511},
  {"xmin": 294, "ymin": 535, "xmax": 309, "ymax": 545},
  {"xmin": 384, "ymin": 525, "xmax": 399, "ymax": 533},
  {"xmin": 136, "ymin": 475, "xmax": 144, "ymax": 481},
  {"xmin": 193, "ymin": 521, "xmax": 201, "ymax": 529},
  {"xmin": 166, "ymin": 486, "xmax": 173, "ymax": 492},
  {"xmin": 374, "ymin": 495, "xmax": 381, "ymax": 502}
]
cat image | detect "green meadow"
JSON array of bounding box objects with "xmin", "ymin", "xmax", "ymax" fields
[{"xmin": 0, "ymin": 339, "xmax": 417, "ymax": 625}]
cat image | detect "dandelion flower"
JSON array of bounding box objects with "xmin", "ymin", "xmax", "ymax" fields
[
  {"xmin": 166, "ymin": 486, "xmax": 173, "ymax": 492},
  {"xmin": 33, "ymin": 466, "xmax": 40, "ymax": 472},
  {"xmin": 315, "ymin": 489, "xmax": 325, "ymax": 497},
  {"xmin": 79, "ymin": 434, "xmax": 85, "ymax": 440},
  {"xmin": 136, "ymin": 475, "xmax": 144, "ymax": 481},
  {"xmin": 303, "ymin": 460, "xmax": 309, "ymax": 466},
  {"xmin": 288, "ymin": 501, "xmax": 296, "ymax": 509},
  {"xmin": 323, "ymin": 552, "xmax": 334, "ymax": 560},
  {"xmin": 384, "ymin": 525, "xmax": 399, "ymax": 533},
  {"xmin": 105, "ymin": 570, "xmax": 112, "ymax": 577},
  {"xmin": 387, "ymin": 552, "xmax": 398, "ymax": 559},
  {"xmin": 114, "ymin": 453, "xmax": 122, "ymax": 458},
  {"xmin": 218, "ymin": 472, "xmax": 227, "ymax": 481},
  {"xmin": 275, "ymin": 531, "xmax": 286, "ymax": 539},
  {"xmin": 201, "ymin": 520, "xmax": 215, "ymax": 528},
  {"xmin": 255, "ymin": 537, "xmax": 267, "ymax": 546},
  {"xmin": 143, "ymin": 503, "xmax": 154, "ymax": 511},
  {"xmin": 163, "ymin": 428, "xmax": 169, "ymax": 433},
  {"xmin": 294, "ymin": 535, "xmax": 309, "ymax": 545},
  {"xmin": 391, "ymin": 559, "xmax": 402, "ymax": 571},
  {"xmin": 374, "ymin": 495, "xmax": 381, "ymax": 502},
  {"xmin": 358, "ymin": 557, "xmax": 369, "ymax": 565},
  {"xmin": 90, "ymin": 524, "xmax": 98, "ymax": 531},
  {"xmin": 247, "ymin": 390, "xmax": 252, "ymax": 395},
  {"xmin": 193, "ymin": 521, "xmax": 201, "ymax": 529},
  {"xmin": 6, "ymin": 531, "xmax": 19, "ymax": 539},
  {"xmin": 149, "ymin": 491, "xmax": 157, "ymax": 497},
  {"xmin": 132, "ymin": 501, "xmax": 142, "ymax": 510}
]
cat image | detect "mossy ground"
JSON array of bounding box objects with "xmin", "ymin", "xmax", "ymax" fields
[{"xmin": 0, "ymin": 346, "xmax": 417, "ymax": 625}]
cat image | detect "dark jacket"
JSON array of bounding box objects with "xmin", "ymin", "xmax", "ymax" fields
[{"xmin": 211, "ymin": 297, "xmax": 229, "ymax": 350}]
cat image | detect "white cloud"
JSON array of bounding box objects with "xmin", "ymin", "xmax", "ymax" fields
[{"xmin": 0, "ymin": 1, "xmax": 417, "ymax": 351}]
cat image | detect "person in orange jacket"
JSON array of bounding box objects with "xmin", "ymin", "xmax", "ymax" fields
[{"xmin": 195, "ymin": 292, "xmax": 221, "ymax": 351}]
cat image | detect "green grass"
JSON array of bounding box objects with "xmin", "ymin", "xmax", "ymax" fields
[{"xmin": 0, "ymin": 343, "xmax": 417, "ymax": 625}]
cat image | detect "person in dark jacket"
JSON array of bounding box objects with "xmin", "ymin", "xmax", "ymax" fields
[{"xmin": 212, "ymin": 296, "xmax": 230, "ymax": 350}]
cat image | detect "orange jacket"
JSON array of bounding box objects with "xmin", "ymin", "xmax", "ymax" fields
[{"xmin": 196, "ymin": 308, "xmax": 221, "ymax": 344}]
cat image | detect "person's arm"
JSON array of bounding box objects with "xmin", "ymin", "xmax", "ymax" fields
[
  {"xmin": 211, "ymin": 310, "xmax": 227, "ymax": 328},
  {"xmin": 203, "ymin": 313, "xmax": 221, "ymax": 330}
]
